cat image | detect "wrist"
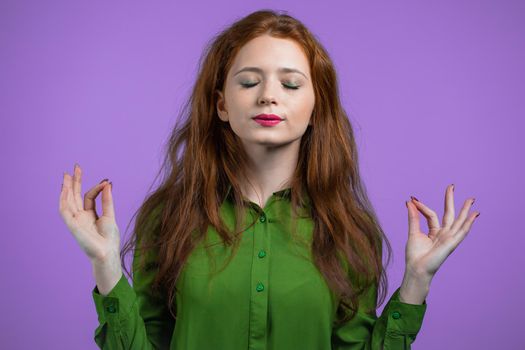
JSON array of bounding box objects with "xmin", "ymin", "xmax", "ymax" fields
[
  {"xmin": 91, "ymin": 250, "xmax": 121, "ymax": 267},
  {"xmin": 399, "ymin": 269, "xmax": 432, "ymax": 305},
  {"xmin": 91, "ymin": 255, "xmax": 123, "ymax": 296}
]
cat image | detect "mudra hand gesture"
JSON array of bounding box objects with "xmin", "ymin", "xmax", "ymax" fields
[
  {"xmin": 58, "ymin": 164, "xmax": 120, "ymax": 264},
  {"xmin": 399, "ymin": 184, "xmax": 480, "ymax": 304}
]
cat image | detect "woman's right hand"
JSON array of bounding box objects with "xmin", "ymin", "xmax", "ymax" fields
[{"xmin": 59, "ymin": 164, "xmax": 121, "ymax": 264}]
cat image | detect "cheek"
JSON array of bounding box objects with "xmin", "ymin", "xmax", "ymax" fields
[
  {"xmin": 293, "ymin": 95, "xmax": 315, "ymax": 122},
  {"xmin": 227, "ymin": 97, "xmax": 252, "ymax": 119}
]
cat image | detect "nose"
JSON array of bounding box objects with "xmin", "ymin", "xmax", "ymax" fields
[
  {"xmin": 257, "ymin": 83, "xmax": 277, "ymax": 105},
  {"xmin": 258, "ymin": 95, "xmax": 277, "ymax": 105}
]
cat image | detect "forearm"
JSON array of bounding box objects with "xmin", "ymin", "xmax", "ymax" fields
[
  {"xmin": 91, "ymin": 255, "xmax": 123, "ymax": 296},
  {"xmin": 399, "ymin": 269, "xmax": 432, "ymax": 305}
]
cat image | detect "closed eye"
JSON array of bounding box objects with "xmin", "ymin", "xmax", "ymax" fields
[{"xmin": 240, "ymin": 82, "xmax": 300, "ymax": 90}]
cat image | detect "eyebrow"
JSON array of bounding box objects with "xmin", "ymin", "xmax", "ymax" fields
[{"xmin": 233, "ymin": 66, "xmax": 308, "ymax": 80}]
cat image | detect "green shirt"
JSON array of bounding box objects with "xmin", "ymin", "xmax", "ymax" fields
[{"xmin": 92, "ymin": 186, "xmax": 427, "ymax": 349}]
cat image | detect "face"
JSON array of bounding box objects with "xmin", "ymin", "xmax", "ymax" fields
[{"xmin": 216, "ymin": 34, "xmax": 315, "ymax": 149}]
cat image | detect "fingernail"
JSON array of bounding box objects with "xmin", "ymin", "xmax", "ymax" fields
[
  {"xmin": 410, "ymin": 195, "xmax": 419, "ymax": 202},
  {"xmin": 405, "ymin": 201, "xmax": 409, "ymax": 208},
  {"xmin": 109, "ymin": 181, "xmax": 113, "ymax": 189},
  {"xmin": 99, "ymin": 178, "xmax": 109, "ymax": 184},
  {"xmin": 475, "ymin": 212, "xmax": 480, "ymax": 218},
  {"xmin": 451, "ymin": 184, "xmax": 455, "ymax": 192},
  {"xmin": 472, "ymin": 198, "xmax": 476, "ymax": 205}
]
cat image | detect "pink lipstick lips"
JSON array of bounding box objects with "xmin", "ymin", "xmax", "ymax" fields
[{"xmin": 252, "ymin": 113, "xmax": 283, "ymax": 127}]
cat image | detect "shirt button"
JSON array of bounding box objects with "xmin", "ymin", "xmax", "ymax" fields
[
  {"xmin": 256, "ymin": 282, "xmax": 265, "ymax": 292},
  {"xmin": 259, "ymin": 214, "xmax": 266, "ymax": 223},
  {"xmin": 392, "ymin": 311, "xmax": 401, "ymax": 319},
  {"xmin": 258, "ymin": 250, "xmax": 266, "ymax": 258},
  {"xmin": 106, "ymin": 304, "xmax": 116, "ymax": 313}
]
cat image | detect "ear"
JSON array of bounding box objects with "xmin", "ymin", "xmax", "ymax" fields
[{"xmin": 216, "ymin": 89, "xmax": 228, "ymax": 122}]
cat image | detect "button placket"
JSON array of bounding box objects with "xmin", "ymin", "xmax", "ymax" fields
[{"xmin": 248, "ymin": 207, "xmax": 271, "ymax": 349}]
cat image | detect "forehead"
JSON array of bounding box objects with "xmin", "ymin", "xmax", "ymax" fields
[{"xmin": 229, "ymin": 35, "xmax": 310, "ymax": 75}]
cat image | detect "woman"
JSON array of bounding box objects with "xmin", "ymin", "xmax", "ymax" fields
[{"xmin": 59, "ymin": 9, "xmax": 479, "ymax": 350}]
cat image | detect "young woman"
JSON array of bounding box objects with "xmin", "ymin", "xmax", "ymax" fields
[{"xmin": 59, "ymin": 9, "xmax": 480, "ymax": 350}]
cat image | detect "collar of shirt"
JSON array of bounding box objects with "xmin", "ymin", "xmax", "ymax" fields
[
  {"xmin": 224, "ymin": 184, "xmax": 290, "ymax": 200},
  {"xmin": 224, "ymin": 184, "xmax": 311, "ymax": 208}
]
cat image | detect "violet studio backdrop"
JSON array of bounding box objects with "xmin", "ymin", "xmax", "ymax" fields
[{"xmin": 0, "ymin": 0, "xmax": 523, "ymax": 349}]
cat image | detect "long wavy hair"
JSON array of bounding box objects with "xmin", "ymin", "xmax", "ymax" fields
[{"xmin": 120, "ymin": 9, "xmax": 392, "ymax": 326}]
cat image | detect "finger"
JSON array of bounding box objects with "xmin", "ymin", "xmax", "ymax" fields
[
  {"xmin": 406, "ymin": 200, "xmax": 421, "ymax": 236},
  {"xmin": 450, "ymin": 197, "xmax": 476, "ymax": 233},
  {"xmin": 64, "ymin": 173, "xmax": 79, "ymax": 215},
  {"xmin": 101, "ymin": 181, "xmax": 115, "ymax": 219},
  {"xmin": 60, "ymin": 173, "xmax": 68, "ymax": 213},
  {"xmin": 59, "ymin": 180, "xmax": 78, "ymax": 231},
  {"xmin": 410, "ymin": 196, "xmax": 441, "ymax": 233},
  {"xmin": 72, "ymin": 164, "xmax": 84, "ymax": 211},
  {"xmin": 84, "ymin": 179, "xmax": 109, "ymax": 219},
  {"xmin": 442, "ymin": 184, "xmax": 455, "ymax": 228},
  {"xmin": 454, "ymin": 211, "xmax": 480, "ymax": 241}
]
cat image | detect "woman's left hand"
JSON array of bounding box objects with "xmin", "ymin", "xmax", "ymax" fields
[{"xmin": 404, "ymin": 184, "xmax": 480, "ymax": 280}]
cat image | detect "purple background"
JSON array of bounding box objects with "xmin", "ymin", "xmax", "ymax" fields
[{"xmin": 1, "ymin": 1, "xmax": 523, "ymax": 349}]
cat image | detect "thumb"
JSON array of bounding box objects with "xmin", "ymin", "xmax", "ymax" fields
[
  {"xmin": 406, "ymin": 200, "xmax": 421, "ymax": 236},
  {"xmin": 101, "ymin": 182, "xmax": 116, "ymax": 219}
]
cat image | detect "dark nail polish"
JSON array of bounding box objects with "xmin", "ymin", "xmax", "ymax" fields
[
  {"xmin": 451, "ymin": 184, "xmax": 455, "ymax": 192},
  {"xmin": 472, "ymin": 198, "xmax": 475, "ymax": 205},
  {"xmin": 410, "ymin": 196, "xmax": 419, "ymax": 202},
  {"xmin": 99, "ymin": 178, "xmax": 109, "ymax": 184},
  {"xmin": 475, "ymin": 212, "xmax": 480, "ymax": 218},
  {"xmin": 109, "ymin": 181, "xmax": 113, "ymax": 189}
]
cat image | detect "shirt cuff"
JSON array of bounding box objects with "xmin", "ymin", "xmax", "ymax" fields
[
  {"xmin": 382, "ymin": 287, "xmax": 427, "ymax": 335},
  {"xmin": 91, "ymin": 272, "xmax": 138, "ymax": 326}
]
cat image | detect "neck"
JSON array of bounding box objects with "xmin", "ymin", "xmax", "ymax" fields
[{"xmin": 239, "ymin": 139, "xmax": 300, "ymax": 208}]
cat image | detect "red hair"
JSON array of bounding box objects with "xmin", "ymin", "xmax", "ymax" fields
[{"xmin": 121, "ymin": 9, "xmax": 392, "ymax": 325}]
